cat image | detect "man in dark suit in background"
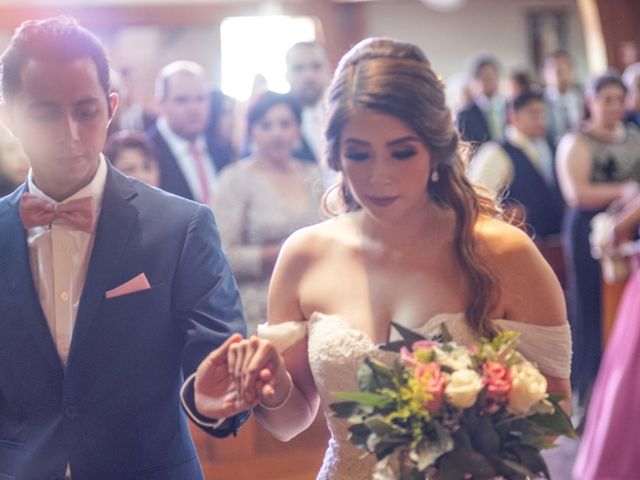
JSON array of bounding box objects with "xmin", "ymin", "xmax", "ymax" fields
[
  {"xmin": 0, "ymin": 16, "xmax": 249, "ymax": 479},
  {"xmin": 285, "ymin": 41, "xmax": 331, "ymax": 163},
  {"xmin": 147, "ymin": 61, "xmax": 232, "ymax": 205},
  {"xmin": 456, "ymin": 54, "xmax": 508, "ymax": 147}
]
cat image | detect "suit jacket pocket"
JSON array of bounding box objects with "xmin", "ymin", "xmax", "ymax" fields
[{"xmin": 103, "ymin": 281, "xmax": 166, "ymax": 304}]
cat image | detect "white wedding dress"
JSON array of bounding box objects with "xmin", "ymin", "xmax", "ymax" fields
[{"xmin": 258, "ymin": 312, "xmax": 571, "ymax": 480}]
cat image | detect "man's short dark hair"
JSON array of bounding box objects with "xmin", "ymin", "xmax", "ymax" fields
[
  {"xmin": 285, "ymin": 41, "xmax": 328, "ymax": 67},
  {"xmin": 0, "ymin": 16, "xmax": 110, "ymax": 103},
  {"xmin": 469, "ymin": 54, "xmax": 500, "ymax": 79},
  {"xmin": 510, "ymin": 88, "xmax": 545, "ymax": 112}
]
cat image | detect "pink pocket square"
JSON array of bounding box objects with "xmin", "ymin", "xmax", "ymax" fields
[{"xmin": 105, "ymin": 273, "xmax": 151, "ymax": 299}]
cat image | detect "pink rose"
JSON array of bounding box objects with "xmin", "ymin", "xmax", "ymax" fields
[
  {"xmin": 415, "ymin": 362, "xmax": 446, "ymax": 412},
  {"xmin": 400, "ymin": 346, "xmax": 417, "ymax": 367},
  {"xmin": 412, "ymin": 340, "xmax": 440, "ymax": 351},
  {"xmin": 482, "ymin": 361, "xmax": 511, "ymax": 409}
]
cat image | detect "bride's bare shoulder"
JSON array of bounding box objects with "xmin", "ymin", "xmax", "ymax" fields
[
  {"xmin": 474, "ymin": 216, "xmax": 566, "ymax": 326},
  {"xmin": 278, "ymin": 215, "xmax": 358, "ymax": 266},
  {"xmin": 473, "ymin": 216, "xmax": 535, "ymax": 260}
]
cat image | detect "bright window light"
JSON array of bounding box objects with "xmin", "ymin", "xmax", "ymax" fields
[{"xmin": 220, "ymin": 16, "xmax": 316, "ymax": 101}]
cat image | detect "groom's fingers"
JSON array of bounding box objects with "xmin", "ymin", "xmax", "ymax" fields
[
  {"xmin": 244, "ymin": 341, "xmax": 278, "ymax": 398},
  {"xmin": 206, "ymin": 333, "xmax": 243, "ymax": 367},
  {"xmin": 242, "ymin": 337, "xmax": 260, "ymax": 400}
]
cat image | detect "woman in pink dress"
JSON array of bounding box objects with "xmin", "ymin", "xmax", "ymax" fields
[{"xmin": 573, "ymin": 193, "xmax": 640, "ymax": 479}]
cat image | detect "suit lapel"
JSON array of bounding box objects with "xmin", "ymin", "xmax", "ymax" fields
[
  {"xmin": 67, "ymin": 165, "xmax": 138, "ymax": 363},
  {"xmin": 0, "ymin": 185, "xmax": 64, "ymax": 373}
]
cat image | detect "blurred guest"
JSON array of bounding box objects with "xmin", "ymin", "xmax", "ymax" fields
[
  {"xmin": 543, "ymin": 50, "xmax": 584, "ymax": 143},
  {"xmin": 213, "ymin": 92, "xmax": 324, "ymax": 333},
  {"xmin": 105, "ymin": 130, "xmax": 160, "ymax": 187},
  {"xmin": 573, "ymin": 193, "xmax": 640, "ymax": 480},
  {"xmin": 622, "ymin": 62, "xmax": 640, "ymax": 127},
  {"xmin": 0, "ymin": 123, "xmax": 29, "ymax": 196},
  {"xmin": 618, "ymin": 40, "xmax": 639, "ymax": 72},
  {"xmin": 205, "ymin": 89, "xmax": 237, "ymax": 167},
  {"xmin": 556, "ymin": 72, "xmax": 640, "ymax": 407},
  {"xmin": 285, "ymin": 41, "xmax": 331, "ymax": 163},
  {"xmin": 469, "ymin": 89, "xmax": 564, "ymax": 238},
  {"xmin": 508, "ymin": 69, "xmax": 535, "ymax": 99},
  {"xmin": 112, "ymin": 66, "xmax": 157, "ymax": 134},
  {"xmin": 148, "ymin": 61, "xmax": 231, "ymax": 206},
  {"xmin": 456, "ymin": 53, "xmax": 507, "ymax": 145}
]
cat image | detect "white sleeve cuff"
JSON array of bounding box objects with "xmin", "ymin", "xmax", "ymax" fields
[{"xmin": 180, "ymin": 373, "xmax": 228, "ymax": 429}]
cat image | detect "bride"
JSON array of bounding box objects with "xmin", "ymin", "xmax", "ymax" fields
[{"xmin": 192, "ymin": 38, "xmax": 572, "ymax": 479}]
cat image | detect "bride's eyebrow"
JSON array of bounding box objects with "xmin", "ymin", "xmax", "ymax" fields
[
  {"xmin": 343, "ymin": 138, "xmax": 369, "ymax": 146},
  {"xmin": 387, "ymin": 136, "xmax": 421, "ymax": 147}
]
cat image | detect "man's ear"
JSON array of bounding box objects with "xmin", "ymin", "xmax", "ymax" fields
[{"xmin": 107, "ymin": 92, "xmax": 119, "ymax": 121}]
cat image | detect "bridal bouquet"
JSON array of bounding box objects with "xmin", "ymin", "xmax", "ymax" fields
[{"xmin": 330, "ymin": 325, "xmax": 575, "ymax": 480}]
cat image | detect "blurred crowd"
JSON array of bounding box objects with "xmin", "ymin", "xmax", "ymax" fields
[{"xmin": 2, "ymin": 38, "xmax": 640, "ymax": 418}]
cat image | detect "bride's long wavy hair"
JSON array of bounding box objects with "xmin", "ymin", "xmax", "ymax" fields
[{"xmin": 323, "ymin": 38, "xmax": 501, "ymax": 337}]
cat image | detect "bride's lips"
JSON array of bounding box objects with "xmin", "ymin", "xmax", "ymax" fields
[{"xmin": 365, "ymin": 195, "xmax": 399, "ymax": 207}]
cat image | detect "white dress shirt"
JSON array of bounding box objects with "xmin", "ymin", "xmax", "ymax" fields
[
  {"xmin": 301, "ymin": 101, "xmax": 325, "ymax": 161},
  {"xmin": 475, "ymin": 93, "xmax": 507, "ymax": 140},
  {"xmin": 26, "ymin": 156, "xmax": 107, "ymax": 367},
  {"xmin": 156, "ymin": 117, "xmax": 217, "ymax": 206},
  {"xmin": 468, "ymin": 126, "xmax": 555, "ymax": 194}
]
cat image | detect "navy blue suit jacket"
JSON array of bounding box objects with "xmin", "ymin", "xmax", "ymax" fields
[
  {"xmin": 147, "ymin": 124, "xmax": 233, "ymax": 202},
  {"xmin": 0, "ymin": 164, "xmax": 248, "ymax": 479}
]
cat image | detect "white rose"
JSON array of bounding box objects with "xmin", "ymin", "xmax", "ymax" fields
[
  {"xmin": 444, "ymin": 369, "xmax": 483, "ymax": 408},
  {"xmin": 436, "ymin": 346, "xmax": 473, "ymax": 371},
  {"xmin": 507, "ymin": 362, "xmax": 548, "ymax": 414}
]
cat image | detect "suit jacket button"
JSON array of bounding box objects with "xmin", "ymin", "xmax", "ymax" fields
[{"xmin": 64, "ymin": 405, "xmax": 78, "ymax": 419}]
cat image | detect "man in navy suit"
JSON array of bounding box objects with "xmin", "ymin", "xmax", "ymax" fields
[
  {"xmin": 0, "ymin": 16, "xmax": 250, "ymax": 479},
  {"xmin": 455, "ymin": 54, "xmax": 507, "ymax": 147},
  {"xmin": 147, "ymin": 61, "xmax": 232, "ymax": 205}
]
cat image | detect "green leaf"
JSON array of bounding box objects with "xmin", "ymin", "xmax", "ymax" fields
[
  {"xmin": 329, "ymin": 401, "xmax": 363, "ymax": 418},
  {"xmin": 510, "ymin": 445, "xmax": 550, "ymax": 478},
  {"xmin": 493, "ymin": 457, "xmax": 535, "ymax": 480},
  {"xmin": 465, "ymin": 412, "xmax": 501, "ymax": 456},
  {"xmin": 364, "ymin": 415, "xmax": 407, "ymax": 437},
  {"xmin": 437, "ymin": 452, "xmax": 468, "ymax": 479},
  {"xmin": 399, "ymin": 468, "xmax": 424, "ymax": 480},
  {"xmin": 390, "ymin": 321, "xmax": 428, "ymax": 345},
  {"xmin": 437, "ymin": 430, "xmax": 497, "ymax": 479},
  {"xmin": 412, "ymin": 425, "xmax": 454, "ymax": 470},
  {"xmin": 347, "ymin": 423, "xmax": 371, "ymax": 448},
  {"xmin": 375, "ymin": 438, "xmax": 408, "ymax": 460},
  {"xmin": 379, "ymin": 340, "xmax": 409, "ymax": 353},
  {"xmin": 440, "ymin": 323, "xmax": 453, "ymax": 343},
  {"xmin": 529, "ymin": 403, "xmax": 576, "ymax": 438},
  {"xmin": 357, "ymin": 357, "xmax": 395, "ymax": 392},
  {"xmin": 332, "ymin": 391, "xmax": 391, "ymax": 408}
]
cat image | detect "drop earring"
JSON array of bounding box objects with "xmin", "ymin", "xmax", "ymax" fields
[{"xmin": 430, "ymin": 168, "xmax": 439, "ymax": 183}]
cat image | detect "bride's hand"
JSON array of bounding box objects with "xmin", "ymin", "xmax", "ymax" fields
[{"xmin": 228, "ymin": 336, "xmax": 291, "ymax": 407}]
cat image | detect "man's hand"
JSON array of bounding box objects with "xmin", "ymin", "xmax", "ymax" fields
[{"xmin": 194, "ymin": 333, "xmax": 257, "ymax": 419}]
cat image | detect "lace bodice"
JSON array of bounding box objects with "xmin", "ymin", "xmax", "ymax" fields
[{"xmin": 258, "ymin": 312, "xmax": 571, "ymax": 480}]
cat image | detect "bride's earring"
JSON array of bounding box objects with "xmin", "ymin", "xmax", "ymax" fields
[{"xmin": 430, "ymin": 168, "xmax": 439, "ymax": 183}]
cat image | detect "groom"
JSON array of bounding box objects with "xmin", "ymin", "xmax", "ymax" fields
[{"xmin": 0, "ymin": 16, "xmax": 251, "ymax": 479}]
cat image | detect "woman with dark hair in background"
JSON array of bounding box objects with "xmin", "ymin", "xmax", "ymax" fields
[
  {"xmin": 556, "ymin": 72, "xmax": 640, "ymax": 410},
  {"xmin": 212, "ymin": 91, "xmax": 324, "ymax": 334},
  {"xmin": 104, "ymin": 129, "xmax": 160, "ymax": 187},
  {"xmin": 193, "ymin": 38, "xmax": 572, "ymax": 480}
]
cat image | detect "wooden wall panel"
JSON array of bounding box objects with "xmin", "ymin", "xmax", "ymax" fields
[{"xmin": 595, "ymin": 0, "xmax": 640, "ymax": 71}]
